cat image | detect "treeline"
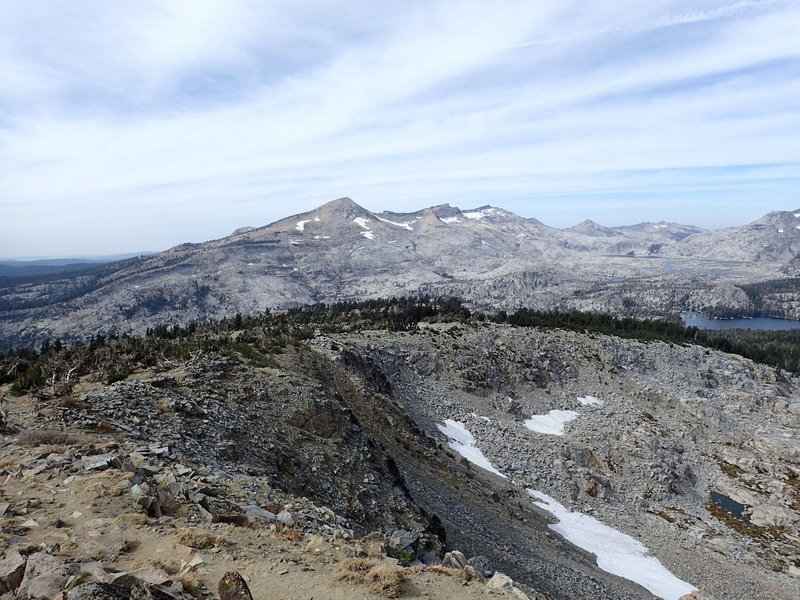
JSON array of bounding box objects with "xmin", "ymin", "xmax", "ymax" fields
[
  {"xmin": 702, "ymin": 277, "xmax": 800, "ymax": 319},
  {"xmin": 495, "ymin": 307, "xmax": 800, "ymax": 373},
  {"xmin": 2, "ymin": 297, "xmax": 799, "ymax": 397}
]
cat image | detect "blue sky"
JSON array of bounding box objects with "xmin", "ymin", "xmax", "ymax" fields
[{"xmin": 1, "ymin": 0, "xmax": 799, "ymax": 257}]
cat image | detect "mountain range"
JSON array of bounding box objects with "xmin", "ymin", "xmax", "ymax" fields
[{"xmin": 2, "ymin": 197, "xmax": 800, "ymax": 350}]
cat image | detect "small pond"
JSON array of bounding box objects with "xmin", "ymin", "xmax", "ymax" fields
[{"xmin": 710, "ymin": 491, "xmax": 748, "ymax": 521}]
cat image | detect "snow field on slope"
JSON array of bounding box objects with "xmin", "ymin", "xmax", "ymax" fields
[
  {"xmin": 437, "ymin": 417, "xmax": 696, "ymax": 600},
  {"xmin": 527, "ymin": 490, "xmax": 696, "ymax": 600}
]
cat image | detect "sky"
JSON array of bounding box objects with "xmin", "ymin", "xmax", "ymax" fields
[{"xmin": 1, "ymin": 0, "xmax": 799, "ymax": 258}]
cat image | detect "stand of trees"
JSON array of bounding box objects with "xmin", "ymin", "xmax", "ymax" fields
[{"xmin": 2, "ymin": 296, "xmax": 799, "ymax": 397}]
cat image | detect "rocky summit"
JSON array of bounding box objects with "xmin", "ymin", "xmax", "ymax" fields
[
  {"xmin": 1, "ymin": 301, "xmax": 798, "ymax": 600},
  {"xmin": 3, "ymin": 198, "xmax": 800, "ymax": 350}
]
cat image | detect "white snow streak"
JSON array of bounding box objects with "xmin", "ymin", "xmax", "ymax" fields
[
  {"xmin": 524, "ymin": 409, "xmax": 578, "ymax": 435},
  {"xmin": 360, "ymin": 230, "xmax": 376, "ymax": 240},
  {"xmin": 470, "ymin": 412, "xmax": 491, "ymax": 422},
  {"xmin": 577, "ymin": 395, "xmax": 603, "ymax": 406},
  {"xmin": 377, "ymin": 216, "xmax": 415, "ymax": 230},
  {"xmin": 353, "ymin": 217, "xmax": 371, "ymax": 229},
  {"xmin": 527, "ymin": 490, "xmax": 696, "ymax": 600},
  {"xmin": 436, "ymin": 420, "xmax": 506, "ymax": 478},
  {"xmin": 440, "ymin": 216, "xmax": 461, "ymax": 224},
  {"xmin": 296, "ymin": 219, "xmax": 311, "ymax": 231}
]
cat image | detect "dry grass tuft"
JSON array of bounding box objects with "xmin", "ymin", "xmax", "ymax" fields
[
  {"xmin": 177, "ymin": 527, "xmax": 231, "ymax": 549},
  {"xmin": 131, "ymin": 557, "xmax": 179, "ymax": 575},
  {"xmin": 304, "ymin": 534, "xmax": 328, "ymax": 553},
  {"xmin": 425, "ymin": 565, "xmax": 457, "ymax": 577},
  {"xmin": 119, "ymin": 512, "xmax": 151, "ymax": 526},
  {"xmin": 15, "ymin": 429, "xmax": 94, "ymax": 447},
  {"xmin": 177, "ymin": 573, "xmax": 204, "ymax": 598},
  {"xmin": 278, "ymin": 526, "xmax": 301, "ymax": 542},
  {"xmin": 335, "ymin": 558, "xmax": 405, "ymax": 598}
]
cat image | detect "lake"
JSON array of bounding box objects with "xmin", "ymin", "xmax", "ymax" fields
[{"xmin": 681, "ymin": 312, "xmax": 800, "ymax": 331}]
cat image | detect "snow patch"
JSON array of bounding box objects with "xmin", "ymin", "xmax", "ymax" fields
[
  {"xmin": 360, "ymin": 231, "xmax": 376, "ymax": 240},
  {"xmin": 794, "ymin": 213, "xmax": 800, "ymax": 218},
  {"xmin": 377, "ymin": 216, "xmax": 415, "ymax": 230},
  {"xmin": 440, "ymin": 216, "xmax": 461, "ymax": 224},
  {"xmin": 463, "ymin": 208, "xmax": 503, "ymax": 220},
  {"xmin": 577, "ymin": 395, "xmax": 603, "ymax": 406},
  {"xmin": 795, "ymin": 225, "xmax": 800, "ymax": 230},
  {"xmin": 653, "ymin": 224, "xmax": 668, "ymax": 229},
  {"xmin": 436, "ymin": 420, "xmax": 506, "ymax": 478},
  {"xmin": 313, "ymin": 235, "xmax": 330, "ymax": 240},
  {"xmin": 314, "ymin": 217, "xmax": 320, "ymax": 222},
  {"xmin": 353, "ymin": 217, "xmax": 371, "ymax": 229},
  {"xmin": 290, "ymin": 241, "xmax": 301, "ymax": 245},
  {"xmin": 778, "ymin": 229, "xmax": 785, "ymax": 233},
  {"xmin": 524, "ymin": 410, "xmax": 578, "ymax": 435},
  {"xmin": 296, "ymin": 219, "xmax": 311, "ymax": 231},
  {"xmin": 527, "ymin": 490, "xmax": 696, "ymax": 600}
]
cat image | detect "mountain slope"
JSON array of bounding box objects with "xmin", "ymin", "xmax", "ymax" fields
[
  {"xmin": 676, "ymin": 209, "xmax": 800, "ymax": 262},
  {"xmin": 1, "ymin": 198, "xmax": 797, "ymax": 350}
]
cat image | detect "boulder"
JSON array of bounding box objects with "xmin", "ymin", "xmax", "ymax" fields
[
  {"xmin": 218, "ymin": 572, "xmax": 253, "ymax": 600},
  {"xmin": 67, "ymin": 582, "xmax": 131, "ymax": 600},
  {"xmin": 485, "ymin": 572, "xmax": 514, "ymax": 590},
  {"xmin": 83, "ymin": 454, "xmax": 122, "ymax": 471},
  {"xmin": 245, "ymin": 505, "xmax": 276, "ymax": 524},
  {"xmin": 390, "ymin": 529, "xmax": 418, "ymax": 551},
  {"xmin": 18, "ymin": 552, "xmax": 76, "ymax": 600},
  {"xmin": 0, "ymin": 549, "xmax": 26, "ymax": 594},
  {"xmin": 441, "ymin": 550, "xmax": 467, "ymax": 569},
  {"xmin": 276, "ymin": 510, "xmax": 294, "ymax": 526}
]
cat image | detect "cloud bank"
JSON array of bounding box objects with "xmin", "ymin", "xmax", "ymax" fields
[{"xmin": 1, "ymin": 0, "xmax": 799, "ymax": 256}]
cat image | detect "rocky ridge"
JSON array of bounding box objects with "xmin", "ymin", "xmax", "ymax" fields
[
  {"xmin": 1, "ymin": 324, "xmax": 684, "ymax": 600},
  {"xmin": 317, "ymin": 322, "xmax": 800, "ymax": 600}
]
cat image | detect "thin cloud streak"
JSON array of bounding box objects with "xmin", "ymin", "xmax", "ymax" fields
[{"xmin": 0, "ymin": 0, "xmax": 798, "ymax": 256}]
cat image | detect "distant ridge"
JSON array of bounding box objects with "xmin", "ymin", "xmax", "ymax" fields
[{"xmin": 2, "ymin": 197, "xmax": 799, "ymax": 350}]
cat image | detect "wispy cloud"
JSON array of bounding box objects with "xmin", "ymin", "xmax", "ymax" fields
[{"xmin": 1, "ymin": 0, "xmax": 798, "ymax": 256}]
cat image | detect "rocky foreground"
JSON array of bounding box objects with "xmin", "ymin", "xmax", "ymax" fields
[
  {"xmin": 1, "ymin": 315, "xmax": 798, "ymax": 599},
  {"xmin": 0, "ymin": 394, "xmax": 537, "ymax": 600}
]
